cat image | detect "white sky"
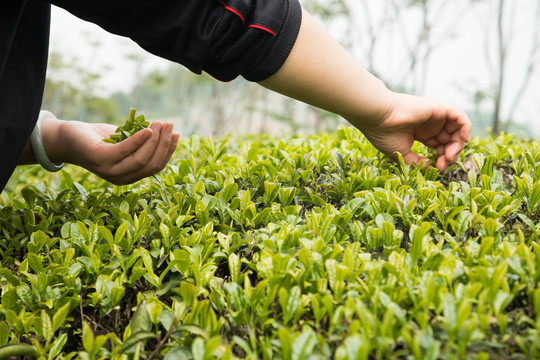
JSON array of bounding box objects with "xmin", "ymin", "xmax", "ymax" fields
[
  {"xmin": 49, "ymin": 2, "xmax": 540, "ymax": 135},
  {"xmin": 49, "ymin": 7, "xmax": 169, "ymax": 94}
]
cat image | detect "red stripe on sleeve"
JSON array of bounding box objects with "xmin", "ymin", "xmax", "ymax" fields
[
  {"xmin": 217, "ymin": 0, "xmax": 246, "ymax": 23},
  {"xmin": 248, "ymin": 24, "xmax": 277, "ymax": 37},
  {"xmin": 217, "ymin": 0, "xmax": 277, "ymax": 36}
]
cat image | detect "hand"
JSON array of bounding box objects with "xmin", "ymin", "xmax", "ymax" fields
[
  {"xmin": 357, "ymin": 93, "xmax": 472, "ymax": 173},
  {"xmin": 258, "ymin": 9, "xmax": 470, "ymax": 173},
  {"xmin": 43, "ymin": 119, "xmax": 180, "ymax": 185}
]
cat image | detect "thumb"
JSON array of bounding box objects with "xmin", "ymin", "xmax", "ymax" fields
[{"xmin": 114, "ymin": 128, "xmax": 153, "ymax": 159}]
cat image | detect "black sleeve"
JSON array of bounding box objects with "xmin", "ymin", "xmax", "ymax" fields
[
  {"xmin": 0, "ymin": 0, "xmax": 50, "ymax": 192},
  {"xmin": 48, "ymin": 0, "xmax": 302, "ymax": 82}
]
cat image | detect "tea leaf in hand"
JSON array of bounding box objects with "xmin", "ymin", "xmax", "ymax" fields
[{"xmin": 103, "ymin": 108, "xmax": 150, "ymax": 144}]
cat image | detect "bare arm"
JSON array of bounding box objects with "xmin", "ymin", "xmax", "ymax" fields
[{"xmin": 260, "ymin": 9, "xmax": 471, "ymax": 172}]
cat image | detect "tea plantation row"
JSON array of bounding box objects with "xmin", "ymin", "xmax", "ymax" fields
[{"xmin": 0, "ymin": 127, "xmax": 539, "ymax": 359}]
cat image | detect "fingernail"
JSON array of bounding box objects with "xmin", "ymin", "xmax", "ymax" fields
[{"xmin": 153, "ymin": 122, "xmax": 162, "ymax": 134}]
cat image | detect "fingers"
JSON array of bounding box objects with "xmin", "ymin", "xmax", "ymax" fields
[
  {"xmin": 459, "ymin": 117, "xmax": 472, "ymax": 143},
  {"xmin": 420, "ymin": 137, "xmax": 463, "ymax": 173},
  {"xmin": 374, "ymin": 95, "xmax": 471, "ymax": 174},
  {"xmin": 130, "ymin": 121, "xmax": 165, "ymax": 169},
  {"xmin": 160, "ymin": 132, "xmax": 180, "ymax": 170},
  {"xmin": 137, "ymin": 122, "xmax": 172, "ymax": 172},
  {"xmin": 445, "ymin": 106, "xmax": 472, "ymax": 142},
  {"xmin": 143, "ymin": 122, "xmax": 176, "ymax": 174},
  {"xmin": 421, "ymin": 106, "xmax": 471, "ymax": 172},
  {"xmin": 114, "ymin": 127, "xmax": 154, "ymax": 157},
  {"xmin": 442, "ymin": 110, "xmax": 471, "ymax": 167},
  {"xmin": 108, "ymin": 122, "xmax": 180, "ymax": 184},
  {"xmin": 401, "ymin": 151, "xmax": 430, "ymax": 169}
]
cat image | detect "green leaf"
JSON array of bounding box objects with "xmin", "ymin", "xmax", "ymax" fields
[
  {"xmin": 52, "ymin": 302, "xmax": 71, "ymax": 332},
  {"xmin": 192, "ymin": 337, "xmax": 205, "ymax": 360},
  {"xmin": 21, "ymin": 187, "xmax": 37, "ymax": 207},
  {"xmin": 278, "ymin": 328, "xmax": 292, "ymax": 360},
  {"xmin": 410, "ymin": 222, "xmax": 431, "ymax": 266},
  {"xmin": 193, "ymin": 180, "xmax": 206, "ymax": 196},
  {"xmin": 103, "ymin": 108, "xmax": 149, "ymax": 144},
  {"xmin": 343, "ymin": 334, "xmax": 367, "ymax": 360},
  {"xmin": 82, "ymin": 322, "xmax": 94, "ymax": 353},
  {"xmin": 16, "ymin": 284, "xmax": 34, "ymax": 310},
  {"xmin": 130, "ymin": 301, "xmax": 152, "ymax": 333},
  {"xmin": 99, "ymin": 226, "xmax": 114, "ymax": 245},
  {"xmin": 481, "ymin": 155, "xmax": 495, "ymax": 176},
  {"xmin": 0, "ymin": 269, "xmax": 20, "ymax": 287},
  {"xmin": 292, "ymin": 327, "xmax": 317, "ymax": 360},
  {"xmin": 222, "ymin": 183, "xmax": 238, "ymax": 203},
  {"xmin": 119, "ymin": 331, "xmax": 157, "ymax": 354},
  {"xmin": 229, "ymin": 253, "xmax": 241, "ymax": 284},
  {"xmin": 195, "ymin": 200, "xmax": 210, "ymax": 225},
  {"xmin": 279, "ymin": 187, "xmax": 297, "ymax": 206},
  {"xmin": 41, "ymin": 310, "xmax": 53, "ymax": 342},
  {"xmin": 48, "ymin": 333, "xmax": 68, "ymax": 360},
  {"xmin": 73, "ymin": 182, "xmax": 88, "ymax": 202},
  {"xmin": 205, "ymin": 336, "xmax": 221, "ymax": 358},
  {"xmin": 163, "ymin": 347, "xmax": 192, "ymax": 360},
  {"xmin": 280, "ymin": 286, "xmax": 301, "ymax": 325},
  {"xmin": 0, "ymin": 322, "xmax": 9, "ymax": 347},
  {"xmin": 27, "ymin": 253, "xmax": 44, "ymax": 273},
  {"xmin": 176, "ymin": 325, "xmax": 209, "ymax": 339},
  {"xmin": 28, "ymin": 230, "xmax": 49, "ymax": 253},
  {"xmin": 482, "ymin": 218, "xmax": 498, "ymax": 237},
  {"xmin": 114, "ymin": 222, "xmax": 128, "ymax": 245},
  {"xmin": 263, "ymin": 181, "xmax": 279, "ymax": 205},
  {"xmin": 443, "ymin": 293, "xmax": 457, "ymax": 332},
  {"xmin": 146, "ymin": 301, "xmax": 163, "ymax": 325}
]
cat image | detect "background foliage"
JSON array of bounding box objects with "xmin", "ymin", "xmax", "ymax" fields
[
  {"xmin": 46, "ymin": 0, "xmax": 540, "ymax": 137},
  {"xmin": 1, "ymin": 129, "xmax": 540, "ymax": 359}
]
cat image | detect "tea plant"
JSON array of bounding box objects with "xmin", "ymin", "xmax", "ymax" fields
[
  {"xmin": 103, "ymin": 108, "xmax": 149, "ymax": 144},
  {"xmin": 1, "ymin": 128, "xmax": 540, "ymax": 359}
]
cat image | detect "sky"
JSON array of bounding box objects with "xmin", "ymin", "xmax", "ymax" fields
[
  {"xmin": 49, "ymin": 7, "xmax": 168, "ymax": 95},
  {"xmin": 48, "ymin": 2, "xmax": 540, "ymax": 136}
]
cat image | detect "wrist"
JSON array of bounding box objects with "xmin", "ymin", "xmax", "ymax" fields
[
  {"xmin": 343, "ymin": 83, "xmax": 396, "ymax": 131},
  {"xmin": 39, "ymin": 112, "xmax": 68, "ymax": 165},
  {"xmin": 30, "ymin": 110, "xmax": 64, "ymax": 172}
]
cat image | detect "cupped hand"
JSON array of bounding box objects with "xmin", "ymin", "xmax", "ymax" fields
[
  {"xmin": 45, "ymin": 119, "xmax": 180, "ymax": 185},
  {"xmin": 359, "ymin": 93, "xmax": 472, "ymax": 172}
]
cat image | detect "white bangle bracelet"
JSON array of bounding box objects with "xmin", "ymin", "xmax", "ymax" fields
[{"xmin": 30, "ymin": 110, "xmax": 65, "ymax": 172}]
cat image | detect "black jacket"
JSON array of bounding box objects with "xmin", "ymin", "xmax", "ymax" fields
[{"xmin": 0, "ymin": 0, "xmax": 302, "ymax": 191}]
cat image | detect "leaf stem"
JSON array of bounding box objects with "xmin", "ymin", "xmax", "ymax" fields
[
  {"xmin": 147, "ymin": 317, "xmax": 179, "ymax": 360},
  {"xmin": 0, "ymin": 344, "xmax": 38, "ymax": 359}
]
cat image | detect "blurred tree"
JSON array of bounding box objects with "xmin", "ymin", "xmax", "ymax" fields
[
  {"xmin": 112, "ymin": 64, "xmax": 272, "ymax": 136},
  {"xmin": 304, "ymin": 0, "xmax": 540, "ymax": 135},
  {"xmin": 42, "ymin": 52, "xmax": 120, "ymax": 123},
  {"xmin": 481, "ymin": 0, "xmax": 540, "ymax": 134},
  {"xmin": 302, "ymin": 0, "xmax": 468, "ymax": 94}
]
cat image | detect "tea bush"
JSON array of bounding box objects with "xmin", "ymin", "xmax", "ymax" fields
[{"xmin": 0, "ymin": 127, "xmax": 539, "ymax": 359}]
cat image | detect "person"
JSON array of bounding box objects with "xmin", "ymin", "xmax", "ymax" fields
[{"xmin": 0, "ymin": 0, "xmax": 471, "ymax": 193}]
